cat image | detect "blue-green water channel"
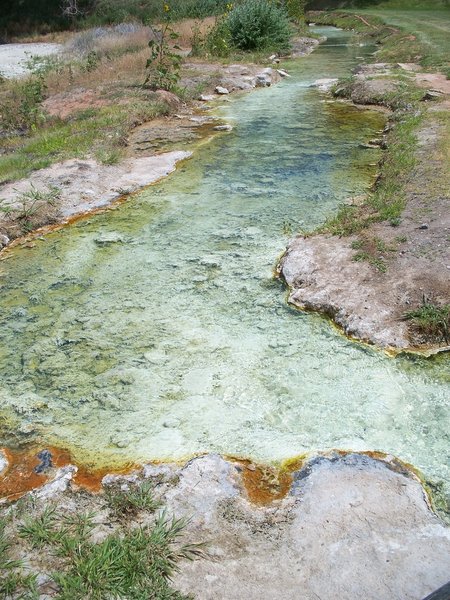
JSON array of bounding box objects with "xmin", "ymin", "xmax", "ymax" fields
[{"xmin": 0, "ymin": 29, "xmax": 449, "ymax": 494}]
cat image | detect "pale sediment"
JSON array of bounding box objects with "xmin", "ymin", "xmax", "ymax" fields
[{"xmin": 0, "ymin": 151, "xmax": 191, "ymax": 246}]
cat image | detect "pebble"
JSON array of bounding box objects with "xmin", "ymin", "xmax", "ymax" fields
[
  {"xmin": 215, "ymin": 86, "xmax": 229, "ymax": 95},
  {"xmin": 213, "ymin": 124, "xmax": 233, "ymax": 132},
  {"xmin": 418, "ymin": 223, "xmax": 429, "ymax": 230}
]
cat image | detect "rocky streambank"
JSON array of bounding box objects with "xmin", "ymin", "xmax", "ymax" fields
[
  {"xmin": 1, "ymin": 451, "xmax": 449, "ymax": 599},
  {"xmin": 0, "ymin": 57, "xmax": 298, "ymax": 250},
  {"xmin": 279, "ymin": 62, "xmax": 450, "ymax": 353}
]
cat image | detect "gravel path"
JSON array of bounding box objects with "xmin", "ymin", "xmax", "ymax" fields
[{"xmin": 0, "ymin": 43, "xmax": 61, "ymax": 78}]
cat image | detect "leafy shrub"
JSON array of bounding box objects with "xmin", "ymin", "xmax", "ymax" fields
[
  {"xmin": 0, "ymin": 75, "xmax": 48, "ymax": 133},
  {"xmin": 204, "ymin": 15, "xmax": 232, "ymax": 57},
  {"xmin": 282, "ymin": 0, "xmax": 306, "ymax": 22},
  {"xmin": 144, "ymin": 12, "xmax": 183, "ymax": 92},
  {"xmin": 208, "ymin": 0, "xmax": 292, "ymax": 55}
]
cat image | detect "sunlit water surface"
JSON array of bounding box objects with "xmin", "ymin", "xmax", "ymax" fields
[{"xmin": 0, "ymin": 29, "xmax": 448, "ymax": 494}]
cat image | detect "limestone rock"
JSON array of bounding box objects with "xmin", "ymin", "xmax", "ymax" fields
[
  {"xmin": 215, "ymin": 86, "xmax": 229, "ymax": 95},
  {"xmin": 0, "ymin": 234, "xmax": 10, "ymax": 248},
  {"xmin": 311, "ymin": 78, "xmax": 338, "ymax": 92},
  {"xmin": 94, "ymin": 232, "xmax": 125, "ymax": 246},
  {"xmin": 33, "ymin": 465, "xmax": 78, "ymax": 500},
  {"xmin": 213, "ymin": 124, "xmax": 233, "ymax": 132}
]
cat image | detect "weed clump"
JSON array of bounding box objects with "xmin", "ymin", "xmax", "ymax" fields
[
  {"xmin": 105, "ymin": 480, "xmax": 161, "ymax": 517},
  {"xmin": 2, "ymin": 488, "xmax": 204, "ymax": 600},
  {"xmin": 404, "ymin": 301, "xmax": 450, "ymax": 344},
  {"xmin": 206, "ymin": 0, "xmax": 292, "ymax": 56},
  {"xmin": 0, "ymin": 184, "xmax": 61, "ymax": 236}
]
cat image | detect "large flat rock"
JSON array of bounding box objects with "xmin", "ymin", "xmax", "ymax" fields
[{"xmin": 167, "ymin": 454, "xmax": 450, "ymax": 600}]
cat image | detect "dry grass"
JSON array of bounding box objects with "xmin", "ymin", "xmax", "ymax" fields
[
  {"xmin": 171, "ymin": 16, "xmax": 216, "ymax": 48},
  {"xmin": 94, "ymin": 27, "xmax": 150, "ymax": 55},
  {"xmin": 46, "ymin": 49, "xmax": 150, "ymax": 95},
  {"xmin": 10, "ymin": 30, "xmax": 73, "ymax": 44}
]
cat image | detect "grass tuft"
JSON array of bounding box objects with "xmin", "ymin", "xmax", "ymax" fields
[
  {"xmin": 404, "ymin": 302, "xmax": 450, "ymax": 344},
  {"xmin": 105, "ymin": 480, "xmax": 161, "ymax": 517}
]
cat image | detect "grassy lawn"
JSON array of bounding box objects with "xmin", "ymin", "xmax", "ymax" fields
[{"xmin": 357, "ymin": 8, "xmax": 450, "ymax": 72}]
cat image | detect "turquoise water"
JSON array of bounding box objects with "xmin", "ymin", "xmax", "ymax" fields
[{"xmin": 0, "ymin": 29, "xmax": 448, "ymax": 495}]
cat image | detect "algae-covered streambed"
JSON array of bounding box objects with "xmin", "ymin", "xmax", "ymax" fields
[{"xmin": 0, "ymin": 29, "xmax": 449, "ymax": 495}]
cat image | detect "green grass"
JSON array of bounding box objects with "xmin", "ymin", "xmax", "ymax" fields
[
  {"xmin": 0, "ymin": 518, "xmax": 38, "ymax": 599},
  {"xmin": 19, "ymin": 506, "xmax": 62, "ymax": 548},
  {"xmin": 324, "ymin": 111, "xmax": 422, "ymax": 235},
  {"xmin": 352, "ymin": 249, "xmax": 387, "ymax": 272},
  {"xmin": 105, "ymin": 480, "xmax": 161, "ymax": 517},
  {"xmin": 4, "ymin": 492, "xmax": 204, "ymax": 600},
  {"xmin": 357, "ymin": 8, "xmax": 450, "ymax": 71},
  {"xmin": 0, "ymin": 101, "xmax": 169, "ymax": 184},
  {"xmin": 404, "ymin": 302, "xmax": 450, "ymax": 344},
  {"xmin": 53, "ymin": 513, "xmax": 200, "ymax": 600}
]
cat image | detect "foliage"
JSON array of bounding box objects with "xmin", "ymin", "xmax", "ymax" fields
[
  {"xmin": 204, "ymin": 13, "xmax": 233, "ymax": 56},
  {"xmin": 205, "ymin": 0, "xmax": 293, "ymax": 56},
  {"xmin": 0, "ymin": 74, "xmax": 48, "ymax": 133},
  {"xmin": 144, "ymin": 7, "xmax": 182, "ymax": 91},
  {"xmin": 282, "ymin": 0, "xmax": 306, "ymax": 22},
  {"xmin": 223, "ymin": 0, "xmax": 292, "ymax": 52},
  {"xmin": 13, "ymin": 501, "xmax": 203, "ymax": 600},
  {"xmin": 404, "ymin": 301, "xmax": 450, "ymax": 343},
  {"xmin": 105, "ymin": 480, "xmax": 161, "ymax": 517},
  {"xmin": 85, "ymin": 0, "xmax": 230, "ymax": 27}
]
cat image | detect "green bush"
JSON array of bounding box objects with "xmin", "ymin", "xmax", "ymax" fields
[{"xmin": 210, "ymin": 0, "xmax": 292, "ymax": 54}]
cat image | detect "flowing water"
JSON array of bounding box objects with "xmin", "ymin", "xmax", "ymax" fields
[{"xmin": 0, "ymin": 29, "xmax": 449, "ymax": 495}]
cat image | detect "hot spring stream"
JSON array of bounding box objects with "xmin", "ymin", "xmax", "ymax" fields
[{"xmin": 0, "ymin": 28, "xmax": 449, "ymax": 498}]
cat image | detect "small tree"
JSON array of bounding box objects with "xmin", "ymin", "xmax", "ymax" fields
[
  {"xmin": 144, "ymin": 4, "xmax": 182, "ymax": 91},
  {"xmin": 281, "ymin": 0, "xmax": 306, "ymax": 23}
]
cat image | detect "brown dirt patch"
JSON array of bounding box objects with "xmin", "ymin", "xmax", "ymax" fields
[
  {"xmin": 414, "ymin": 72, "xmax": 450, "ymax": 95},
  {"xmin": 42, "ymin": 87, "xmax": 109, "ymax": 119}
]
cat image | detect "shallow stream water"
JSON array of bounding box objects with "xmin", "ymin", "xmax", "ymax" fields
[{"xmin": 0, "ymin": 29, "xmax": 449, "ymax": 495}]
